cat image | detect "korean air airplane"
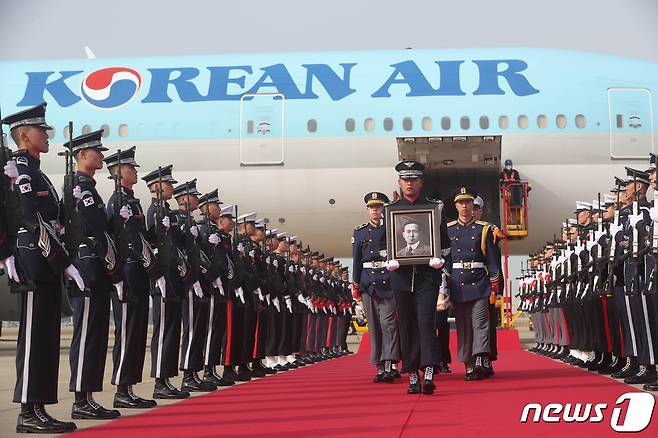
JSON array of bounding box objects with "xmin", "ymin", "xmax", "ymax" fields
[{"xmin": 1, "ymin": 48, "xmax": 657, "ymax": 318}]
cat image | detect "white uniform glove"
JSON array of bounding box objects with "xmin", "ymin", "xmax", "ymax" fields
[
  {"xmin": 190, "ymin": 225, "xmax": 199, "ymax": 238},
  {"xmin": 119, "ymin": 205, "xmax": 132, "ymax": 221},
  {"xmin": 1, "ymin": 255, "xmax": 19, "ymax": 282},
  {"xmin": 256, "ymin": 287, "xmax": 264, "ymax": 301},
  {"xmin": 114, "ymin": 281, "xmax": 124, "ymax": 301},
  {"xmin": 297, "ymin": 294, "xmax": 306, "ymax": 305},
  {"xmin": 429, "ymin": 257, "xmax": 445, "ymax": 269},
  {"xmin": 72, "ymin": 185, "xmax": 83, "ymax": 201},
  {"xmin": 650, "ymin": 206, "xmax": 658, "ymax": 223},
  {"xmin": 265, "ymin": 294, "xmax": 271, "ymax": 305},
  {"xmin": 273, "ymin": 297, "xmax": 280, "ymax": 312},
  {"xmin": 208, "ymin": 233, "xmax": 220, "ymax": 245},
  {"xmin": 319, "ymin": 276, "xmax": 326, "ymax": 283},
  {"xmin": 212, "ymin": 276, "xmax": 225, "ymax": 295},
  {"xmin": 236, "ymin": 286, "xmax": 245, "ymax": 304},
  {"xmin": 386, "ymin": 259, "xmax": 400, "ymax": 271},
  {"xmin": 162, "ymin": 216, "xmax": 171, "ymax": 229},
  {"xmin": 156, "ymin": 275, "xmax": 167, "ymax": 298},
  {"xmin": 192, "ymin": 280, "xmax": 203, "ymax": 298},
  {"xmin": 285, "ymin": 297, "xmax": 293, "ymax": 313},
  {"xmin": 3, "ymin": 160, "xmax": 18, "ymax": 181},
  {"xmin": 64, "ymin": 264, "xmax": 85, "ymax": 291}
]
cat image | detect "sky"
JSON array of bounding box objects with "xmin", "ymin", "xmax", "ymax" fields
[{"xmin": 1, "ymin": 0, "xmax": 657, "ymax": 62}]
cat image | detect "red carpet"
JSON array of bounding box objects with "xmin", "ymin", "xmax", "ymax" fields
[{"xmin": 68, "ymin": 334, "xmax": 658, "ymax": 438}]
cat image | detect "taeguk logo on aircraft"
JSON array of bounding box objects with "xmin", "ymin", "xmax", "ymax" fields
[{"xmin": 80, "ymin": 67, "xmax": 142, "ymax": 109}]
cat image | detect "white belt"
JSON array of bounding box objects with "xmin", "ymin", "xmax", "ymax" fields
[
  {"xmin": 453, "ymin": 262, "xmax": 485, "ymax": 269},
  {"xmin": 363, "ymin": 261, "xmax": 387, "ymax": 269}
]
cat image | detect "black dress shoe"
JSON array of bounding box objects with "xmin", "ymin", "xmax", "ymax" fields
[
  {"xmin": 72, "ymin": 393, "xmax": 121, "ymax": 420},
  {"xmin": 373, "ymin": 373, "xmax": 385, "ymax": 383},
  {"xmin": 407, "ymin": 381, "xmax": 421, "ymax": 394},
  {"xmin": 235, "ymin": 370, "xmax": 253, "ymax": 382},
  {"xmin": 286, "ymin": 362, "xmax": 299, "ymax": 369},
  {"xmin": 223, "ymin": 367, "xmax": 239, "ymax": 381},
  {"xmin": 391, "ymin": 369, "xmax": 402, "ymax": 378},
  {"xmin": 464, "ymin": 371, "xmax": 481, "ymax": 381},
  {"xmin": 114, "ymin": 391, "xmax": 157, "ymax": 409},
  {"xmin": 612, "ymin": 358, "xmax": 639, "ymax": 379},
  {"xmin": 274, "ymin": 364, "xmax": 288, "ymax": 372},
  {"xmin": 381, "ymin": 371, "xmax": 395, "ymax": 383},
  {"xmin": 264, "ymin": 366, "xmax": 278, "ymax": 375},
  {"xmin": 204, "ymin": 367, "xmax": 235, "ymax": 386},
  {"xmin": 153, "ymin": 378, "xmax": 190, "ymax": 399},
  {"xmin": 293, "ymin": 360, "xmax": 306, "ymax": 367},
  {"xmin": 438, "ymin": 364, "xmax": 452, "ymax": 374},
  {"xmin": 473, "ymin": 356, "xmax": 486, "ymax": 380},
  {"xmin": 250, "ymin": 363, "xmax": 267, "ymax": 377},
  {"xmin": 624, "ymin": 366, "xmax": 658, "ymax": 384},
  {"xmin": 17, "ymin": 404, "xmax": 77, "ymax": 434},
  {"xmin": 484, "ymin": 366, "xmax": 495, "ymax": 378},
  {"xmin": 182, "ymin": 372, "xmax": 217, "ymax": 392},
  {"xmin": 422, "ymin": 379, "xmax": 436, "ymax": 395}
]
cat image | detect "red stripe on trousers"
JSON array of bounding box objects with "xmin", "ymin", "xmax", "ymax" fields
[
  {"xmin": 224, "ymin": 300, "xmax": 233, "ymax": 366},
  {"xmin": 326, "ymin": 316, "xmax": 334, "ymax": 348},
  {"xmin": 252, "ymin": 310, "xmax": 260, "ymax": 358}
]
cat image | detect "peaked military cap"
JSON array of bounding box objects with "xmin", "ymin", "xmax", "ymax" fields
[
  {"xmin": 646, "ymin": 153, "xmax": 658, "ymax": 173},
  {"xmin": 474, "ymin": 195, "xmax": 485, "ymax": 208},
  {"xmin": 395, "ymin": 160, "xmax": 424, "ymax": 179},
  {"xmin": 265, "ymin": 228, "xmax": 279, "ymax": 237},
  {"xmin": 276, "ymin": 232, "xmax": 287, "ymax": 240},
  {"xmin": 142, "ymin": 165, "xmax": 177, "ymax": 185},
  {"xmin": 625, "ymin": 167, "xmax": 650, "ymax": 185},
  {"xmin": 574, "ymin": 201, "xmax": 592, "ymax": 213},
  {"xmin": 70, "ymin": 129, "xmax": 108, "ymax": 154},
  {"xmin": 237, "ymin": 212, "xmax": 257, "ymax": 224},
  {"xmin": 198, "ymin": 189, "xmax": 221, "ymax": 208},
  {"xmin": 173, "ymin": 179, "xmax": 201, "ymax": 197},
  {"xmin": 255, "ymin": 218, "xmax": 266, "ymax": 229},
  {"xmin": 591, "ymin": 199, "xmax": 603, "ymax": 211},
  {"xmin": 603, "ymin": 193, "xmax": 617, "ymax": 206},
  {"xmin": 364, "ymin": 191, "xmax": 389, "ymax": 206},
  {"xmin": 452, "ymin": 186, "xmax": 477, "ymax": 202},
  {"xmin": 2, "ymin": 102, "xmax": 53, "ymax": 131},
  {"xmin": 104, "ymin": 146, "xmax": 140, "ymax": 169},
  {"xmin": 220, "ymin": 204, "xmax": 237, "ymax": 219}
]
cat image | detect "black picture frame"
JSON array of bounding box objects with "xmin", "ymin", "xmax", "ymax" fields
[{"xmin": 385, "ymin": 203, "xmax": 442, "ymax": 266}]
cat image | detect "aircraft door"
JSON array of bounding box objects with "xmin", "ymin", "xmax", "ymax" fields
[
  {"xmin": 608, "ymin": 87, "xmax": 654, "ymax": 158},
  {"xmin": 239, "ymin": 93, "xmax": 285, "ymax": 165}
]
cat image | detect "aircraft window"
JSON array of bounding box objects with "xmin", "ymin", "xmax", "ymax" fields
[
  {"xmin": 81, "ymin": 124, "xmax": 92, "ymax": 135},
  {"xmin": 537, "ymin": 115, "xmax": 548, "ymax": 129},
  {"xmin": 479, "ymin": 116, "xmax": 489, "ymax": 129},
  {"xmin": 403, "ymin": 117, "xmax": 413, "ymax": 131},
  {"xmin": 556, "ymin": 114, "xmax": 567, "ymax": 129},
  {"xmin": 63, "ymin": 125, "xmax": 71, "ymax": 140},
  {"xmin": 441, "ymin": 117, "xmax": 451, "ymax": 130},
  {"xmin": 307, "ymin": 119, "xmax": 317, "ymax": 133},
  {"xmin": 100, "ymin": 124, "xmax": 110, "ymax": 138},
  {"xmin": 364, "ymin": 118, "xmax": 375, "ymax": 132},
  {"xmin": 247, "ymin": 120, "xmax": 254, "ymax": 134},
  {"xmin": 421, "ymin": 117, "xmax": 432, "ymax": 131},
  {"xmin": 498, "ymin": 116, "xmax": 509, "ymax": 129},
  {"xmin": 460, "ymin": 116, "xmax": 470, "ymax": 130},
  {"xmin": 517, "ymin": 115, "xmax": 528, "ymax": 129},
  {"xmin": 118, "ymin": 124, "xmax": 129, "ymax": 138},
  {"xmin": 575, "ymin": 114, "xmax": 586, "ymax": 129},
  {"xmin": 383, "ymin": 118, "xmax": 394, "ymax": 131},
  {"xmin": 345, "ymin": 118, "xmax": 355, "ymax": 132}
]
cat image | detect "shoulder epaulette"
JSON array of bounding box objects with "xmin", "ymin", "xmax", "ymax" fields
[
  {"xmin": 447, "ymin": 220, "xmax": 458, "ymax": 227},
  {"xmin": 354, "ymin": 223, "xmax": 367, "ymax": 231},
  {"xmin": 475, "ymin": 220, "xmax": 489, "ymax": 226},
  {"xmin": 15, "ymin": 156, "xmax": 28, "ymax": 166}
]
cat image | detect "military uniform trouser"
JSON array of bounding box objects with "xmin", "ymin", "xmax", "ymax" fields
[
  {"xmin": 151, "ymin": 293, "xmax": 182, "ymax": 379},
  {"xmin": 278, "ymin": 309, "xmax": 294, "ymax": 356},
  {"xmin": 629, "ymin": 293, "xmax": 658, "ymax": 365},
  {"xmin": 204, "ymin": 295, "xmax": 227, "ymax": 367},
  {"xmin": 454, "ymin": 297, "xmax": 491, "ymax": 364},
  {"xmin": 240, "ymin": 304, "xmax": 257, "ymax": 364},
  {"xmin": 314, "ymin": 313, "xmax": 329, "ymax": 352},
  {"xmin": 111, "ymin": 290, "xmax": 149, "ymax": 386},
  {"xmin": 489, "ymin": 302, "xmax": 499, "ymax": 361},
  {"xmin": 613, "ymin": 286, "xmax": 637, "ymax": 358},
  {"xmin": 361, "ymin": 292, "xmax": 399, "ymax": 365},
  {"xmin": 180, "ymin": 289, "xmax": 209, "ymax": 372},
  {"xmin": 548, "ymin": 306, "xmax": 569, "ymax": 347},
  {"xmin": 222, "ymin": 299, "xmax": 244, "ymax": 367},
  {"xmin": 13, "ymin": 283, "xmax": 62, "ymax": 404},
  {"xmin": 291, "ymin": 311, "xmax": 304, "ymax": 354},
  {"xmin": 69, "ymin": 288, "xmax": 111, "ymax": 393},
  {"xmin": 253, "ymin": 308, "xmax": 268, "ymax": 360},
  {"xmin": 394, "ymin": 282, "xmax": 440, "ymax": 372},
  {"xmin": 264, "ymin": 309, "xmax": 280, "ymax": 357},
  {"xmin": 435, "ymin": 310, "xmax": 451, "ymax": 364}
]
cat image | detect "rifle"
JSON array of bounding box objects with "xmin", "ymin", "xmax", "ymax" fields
[
  {"xmin": 630, "ymin": 173, "xmax": 641, "ymax": 295},
  {"xmin": 604, "ymin": 181, "xmax": 622, "ymax": 296},
  {"xmin": 649, "ymin": 184, "xmax": 658, "ymax": 295},
  {"xmin": 112, "ymin": 149, "xmax": 127, "ymax": 263},
  {"xmin": 60, "ymin": 121, "xmax": 80, "ymax": 255},
  {"xmin": 0, "ymin": 106, "xmax": 35, "ymax": 293},
  {"xmin": 153, "ymin": 166, "xmax": 172, "ymax": 272}
]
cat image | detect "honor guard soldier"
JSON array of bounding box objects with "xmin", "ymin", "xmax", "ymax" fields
[
  {"xmin": 105, "ymin": 147, "xmax": 163, "ymax": 409},
  {"xmin": 197, "ymin": 190, "xmax": 235, "ymax": 387},
  {"xmin": 443, "ymin": 186, "xmax": 500, "ymax": 381},
  {"xmin": 65, "ymin": 130, "xmax": 123, "ymax": 419},
  {"xmin": 143, "ymin": 165, "xmax": 189, "ymax": 399},
  {"xmin": 172, "ymin": 179, "xmax": 216, "ymax": 392},
  {"xmin": 2, "ymin": 104, "xmax": 82, "ymax": 433},
  {"xmin": 352, "ymin": 191, "xmax": 400, "ymax": 383},
  {"xmin": 385, "ymin": 160, "xmax": 449, "ymax": 395}
]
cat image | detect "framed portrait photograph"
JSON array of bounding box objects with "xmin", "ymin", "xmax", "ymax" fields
[{"xmin": 385, "ymin": 203, "xmax": 442, "ymax": 266}]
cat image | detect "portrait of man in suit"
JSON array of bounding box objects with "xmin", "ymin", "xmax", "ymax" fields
[{"xmin": 395, "ymin": 216, "xmax": 432, "ymax": 257}]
